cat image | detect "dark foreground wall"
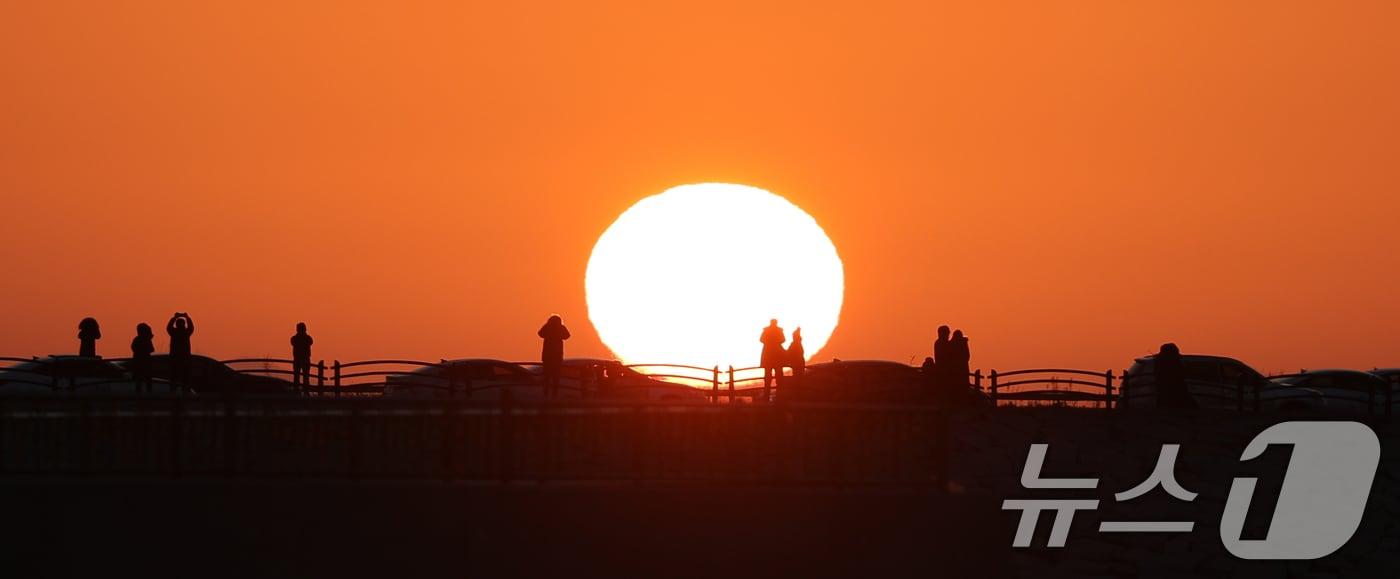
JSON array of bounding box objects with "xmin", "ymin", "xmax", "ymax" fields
[
  {"xmin": 0, "ymin": 481, "xmax": 1008, "ymax": 579},
  {"xmin": 5, "ymin": 408, "xmax": 1400, "ymax": 578}
]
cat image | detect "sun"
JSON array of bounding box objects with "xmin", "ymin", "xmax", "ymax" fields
[{"xmin": 585, "ymin": 183, "xmax": 844, "ymax": 370}]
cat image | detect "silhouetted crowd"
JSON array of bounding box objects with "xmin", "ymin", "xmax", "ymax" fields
[
  {"xmin": 72, "ymin": 314, "xmax": 314, "ymax": 394},
  {"xmin": 754, "ymin": 319, "xmax": 982, "ymax": 405},
  {"xmin": 65, "ymin": 312, "xmax": 1195, "ymax": 409}
]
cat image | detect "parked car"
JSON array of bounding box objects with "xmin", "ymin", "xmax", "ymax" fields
[
  {"xmin": 1119, "ymin": 354, "xmax": 1321, "ymax": 412},
  {"xmin": 526, "ymin": 359, "xmax": 710, "ymax": 402},
  {"xmin": 1270, "ymin": 370, "xmax": 1393, "ymax": 415},
  {"xmin": 120, "ymin": 355, "xmax": 297, "ymax": 396},
  {"xmin": 783, "ymin": 360, "xmax": 987, "ymax": 405},
  {"xmin": 0, "ymin": 356, "xmax": 176, "ymax": 396},
  {"xmin": 383, "ymin": 359, "xmax": 546, "ymax": 400},
  {"xmin": 1371, "ymin": 368, "xmax": 1400, "ymax": 390}
]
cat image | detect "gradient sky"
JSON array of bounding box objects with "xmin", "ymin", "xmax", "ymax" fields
[{"xmin": 2, "ymin": 1, "xmax": 1397, "ymax": 375}]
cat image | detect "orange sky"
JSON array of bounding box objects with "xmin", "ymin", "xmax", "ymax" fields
[{"xmin": 2, "ymin": 1, "xmax": 1398, "ymax": 375}]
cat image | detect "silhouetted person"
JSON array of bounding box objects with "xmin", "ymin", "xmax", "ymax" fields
[
  {"xmin": 291, "ymin": 322, "xmax": 314, "ymax": 394},
  {"xmin": 787, "ymin": 327, "xmax": 806, "ymax": 380},
  {"xmin": 933, "ymin": 325, "xmax": 952, "ymax": 389},
  {"xmin": 1154, "ymin": 342, "xmax": 1197, "ymax": 409},
  {"xmin": 78, "ymin": 317, "xmax": 101, "ymax": 357},
  {"xmin": 760, "ymin": 319, "xmax": 786, "ymax": 397},
  {"xmin": 920, "ymin": 356, "xmax": 938, "ymax": 402},
  {"xmin": 130, "ymin": 323, "xmax": 155, "ymax": 394},
  {"xmin": 538, "ymin": 315, "xmax": 570, "ymax": 398},
  {"xmin": 166, "ymin": 312, "xmax": 194, "ymax": 393},
  {"xmin": 951, "ymin": 329, "xmax": 971, "ymax": 388}
]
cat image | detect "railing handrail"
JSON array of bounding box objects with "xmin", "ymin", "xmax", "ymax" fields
[
  {"xmin": 3, "ymin": 354, "xmax": 1392, "ymax": 415},
  {"xmin": 335, "ymin": 359, "xmax": 451, "ymax": 370},
  {"xmin": 992, "ymin": 378, "xmax": 1107, "ymax": 390},
  {"xmin": 219, "ymin": 357, "xmax": 300, "ymax": 365},
  {"xmin": 993, "ymin": 390, "xmax": 1108, "ymax": 401},
  {"xmin": 624, "ymin": 363, "xmax": 723, "ymax": 373},
  {"xmin": 992, "ymin": 368, "xmax": 1111, "ymax": 379}
]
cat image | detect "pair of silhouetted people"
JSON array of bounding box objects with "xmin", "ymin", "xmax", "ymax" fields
[
  {"xmin": 1154, "ymin": 342, "xmax": 1198, "ymax": 410},
  {"xmin": 930, "ymin": 325, "xmax": 972, "ymax": 403},
  {"xmin": 291, "ymin": 322, "xmax": 314, "ymax": 392},
  {"xmin": 539, "ymin": 315, "xmax": 571, "ymax": 398},
  {"xmin": 933, "ymin": 325, "xmax": 971, "ymax": 386},
  {"xmin": 759, "ymin": 320, "xmax": 807, "ymax": 398}
]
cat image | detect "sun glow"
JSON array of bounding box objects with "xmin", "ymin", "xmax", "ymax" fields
[{"xmin": 585, "ymin": 183, "xmax": 845, "ymax": 369}]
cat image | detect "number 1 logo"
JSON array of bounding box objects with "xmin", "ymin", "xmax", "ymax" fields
[{"xmin": 1220, "ymin": 421, "xmax": 1380, "ymax": 560}]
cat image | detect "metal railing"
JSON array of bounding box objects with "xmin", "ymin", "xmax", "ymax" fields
[
  {"xmin": 3, "ymin": 356, "xmax": 1397, "ymax": 416},
  {"xmin": 988, "ymin": 369, "xmax": 1116, "ymax": 409}
]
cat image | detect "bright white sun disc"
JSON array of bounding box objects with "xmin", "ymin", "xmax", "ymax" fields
[{"xmin": 585, "ymin": 183, "xmax": 844, "ymax": 369}]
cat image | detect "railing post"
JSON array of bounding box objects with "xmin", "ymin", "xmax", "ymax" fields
[
  {"xmin": 728, "ymin": 365, "xmax": 736, "ymax": 403},
  {"xmin": 712, "ymin": 365, "xmax": 720, "ymax": 403},
  {"xmin": 316, "ymin": 360, "xmax": 325, "ymax": 398},
  {"xmin": 333, "ymin": 360, "xmax": 342, "ymax": 399},
  {"xmin": 1104, "ymin": 370, "xmax": 1114, "ymax": 409},
  {"xmin": 973, "ymin": 369, "xmax": 982, "ymax": 392},
  {"xmin": 988, "ymin": 370, "xmax": 998, "ymax": 406}
]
